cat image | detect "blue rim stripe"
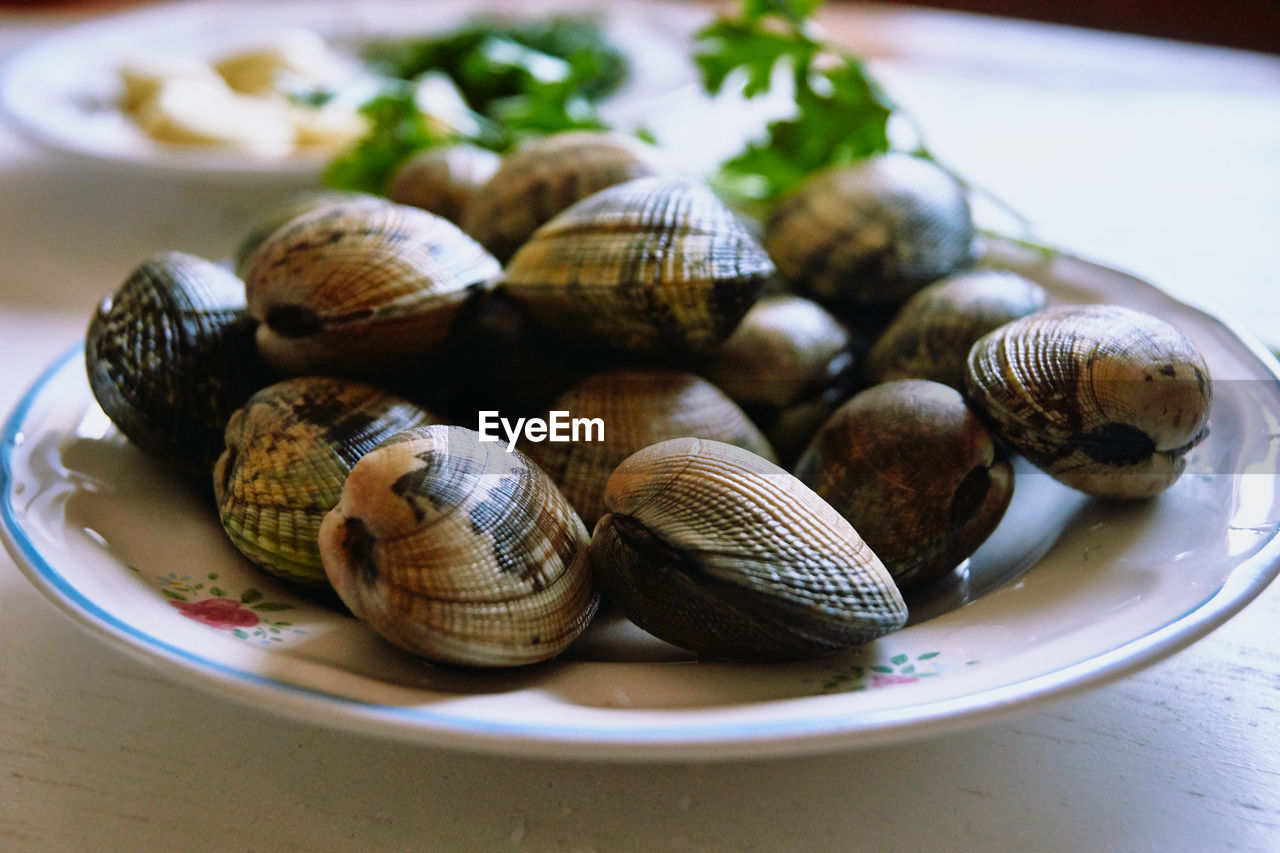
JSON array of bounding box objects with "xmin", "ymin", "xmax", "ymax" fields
[{"xmin": 4, "ymin": 343, "xmax": 1280, "ymax": 751}]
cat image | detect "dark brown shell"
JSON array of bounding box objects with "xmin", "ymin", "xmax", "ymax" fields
[
  {"xmin": 964, "ymin": 305, "xmax": 1212, "ymax": 498},
  {"xmin": 523, "ymin": 369, "xmax": 777, "ymax": 526},
  {"xmin": 387, "ymin": 144, "xmax": 502, "ymax": 225},
  {"xmin": 318, "ymin": 425, "xmax": 598, "ymax": 667},
  {"xmin": 244, "ymin": 199, "xmax": 500, "ymax": 377},
  {"xmin": 85, "ymin": 251, "xmax": 271, "ymax": 479},
  {"xmin": 794, "ymin": 380, "xmax": 1013, "ymax": 589},
  {"xmin": 764, "ymin": 154, "xmax": 975, "ymax": 308},
  {"xmin": 590, "ymin": 438, "xmax": 907, "ymax": 660},
  {"xmin": 864, "ymin": 269, "xmax": 1048, "ymax": 388},
  {"xmin": 213, "ymin": 376, "xmax": 438, "ymax": 589},
  {"xmin": 503, "ymin": 176, "xmax": 773, "ymax": 356},
  {"xmin": 461, "ymin": 130, "xmax": 666, "ymax": 261}
]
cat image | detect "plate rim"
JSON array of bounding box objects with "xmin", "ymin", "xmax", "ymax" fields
[{"xmin": 5, "ymin": 248, "xmax": 1280, "ymax": 761}]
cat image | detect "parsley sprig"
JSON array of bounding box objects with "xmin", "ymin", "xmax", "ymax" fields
[
  {"xmin": 696, "ymin": 0, "xmax": 895, "ymax": 202},
  {"xmin": 696, "ymin": 0, "xmax": 1030, "ymax": 233}
]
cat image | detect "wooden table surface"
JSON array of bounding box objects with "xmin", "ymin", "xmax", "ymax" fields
[{"xmin": 1, "ymin": 2, "xmax": 1278, "ymax": 850}]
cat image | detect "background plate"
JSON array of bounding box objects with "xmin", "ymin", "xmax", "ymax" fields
[
  {"xmin": 4, "ymin": 236, "xmax": 1280, "ymax": 760},
  {"xmin": 0, "ymin": 0, "xmax": 701, "ymax": 177}
]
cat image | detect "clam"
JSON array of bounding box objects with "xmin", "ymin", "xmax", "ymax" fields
[
  {"xmin": 794, "ymin": 380, "xmax": 1013, "ymax": 589},
  {"xmin": 700, "ymin": 294, "xmax": 856, "ymax": 464},
  {"xmin": 318, "ymin": 425, "xmax": 598, "ymax": 667},
  {"xmin": 590, "ymin": 438, "xmax": 907, "ymax": 660},
  {"xmin": 764, "ymin": 153, "xmax": 975, "ymax": 308},
  {"xmin": 232, "ymin": 189, "xmax": 381, "ymax": 278},
  {"xmin": 864, "ymin": 269, "xmax": 1048, "ymax": 388},
  {"xmin": 504, "ymin": 176, "xmax": 774, "ymax": 356},
  {"xmin": 213, "ymin": 376, "xmax": 438, "ymax": 589},
  {"xmin": 964, "ymin": 304, "xmax": 1211, "ymax": 498},
  {"xmin": 86, "ymin": 251, "xmax": 271, "ymax": 480},
  {"xmin": 461, "ymin": 130, "xmax": 666, "ymax": 261},
  {"xmin": 243, "ymin": 198, "xmax": 500, "ymax": 377},
  {"xmin": 387, "ymin": 143, "xmax": 502, "ymax": 225},
  {"xmin": 524, "ymin": 369, "xmax": 777, "ymax": 526}
]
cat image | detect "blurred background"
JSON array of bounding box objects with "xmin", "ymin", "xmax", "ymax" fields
[
  {"xmin": 882, "ymin": 0, "xmax": 1277, "ymax": 53},
  {"xmin": 1, "ymin": 0, "xmax": 1277, "ymax": 53}
]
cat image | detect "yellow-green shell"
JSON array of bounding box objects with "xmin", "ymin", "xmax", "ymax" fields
[{"xmin": 213, "ymin": 376, "xmax": 438, "ymax": 589}]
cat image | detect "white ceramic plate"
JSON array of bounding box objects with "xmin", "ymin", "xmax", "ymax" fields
[
  {"xmin": 4, "ymin": 237, "xmax": 1279, "ymax": 760},
  {"xmin": 0, "ymin": 0, "xmax": 701, "ymax": 177}
]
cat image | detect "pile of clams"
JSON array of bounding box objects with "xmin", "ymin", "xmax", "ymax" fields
[{"xmin": 85, "ymin": 131, "xmax": 1212, "ymax": 668}]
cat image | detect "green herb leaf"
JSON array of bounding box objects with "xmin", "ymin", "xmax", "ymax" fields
[
  {"xmin": 695, "ymin": 0, "xmax": 897, "ymax": 202},
  {"xmin": 325, "ymin": 14, "xmax": 628, "ymax": 193}
]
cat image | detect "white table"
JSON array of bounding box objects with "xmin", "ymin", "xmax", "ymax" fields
[{"xmin": 1, "ymin": 3, "xmax": 1278, "ymax": 850}]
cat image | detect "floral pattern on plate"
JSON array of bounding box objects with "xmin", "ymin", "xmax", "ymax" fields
[{"xmin": 129, "ymin": 567, "xmax": 306, "ymax": 645}]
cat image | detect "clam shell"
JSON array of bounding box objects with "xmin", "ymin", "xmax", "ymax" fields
[
  {"xmin": 590, "ymin": 438, "xmax": 907, "ymax": 660},
  {"xmin": 864, "ymin": 269, "xmax": 1047, "ymax": 388},
  {"xmin": 764, "ymin": 154, "xmax": 974, "ymax": 307},
  {"xmin": 524, "ymin": 369, "xmax": 777, "ymax": 526},
  {"xmin": 318, "ymin": 425, "xmax": 598, "ymax": 667},
  {"xmin": 387, "ymin": 143, "xmax": 501, "ymax": 225},
  {"xmin": 232, "ymin": 189, "xmax": 381, "ymax": 278},
  {"xmin": 964, "ymin": 304, "xmax": 1212, "ymax": 498},
  {"xmin": 794, "ymin": 380, "xmax": 1013, "ymax": 589},
  {"xmin": 244, "ymin": 198, "xmax": 500, "ymax": 377},
  {"xmin": 213, "ymin": 376, "xmax": 438, "ymax": 589},
  {"xmin": 461, "ymin": 130, "xmax": 665, "ymax": 261},
  {"xmin": 504, "ymin": 176, "xmax": 774, "ymax": 356},
  {"xmin": 701, "ymin": 294, "xmax": 856, "ymax": 464},
  {"xmin": 85, "ymin": 251, "xmax": 270, "ymax": 479}
]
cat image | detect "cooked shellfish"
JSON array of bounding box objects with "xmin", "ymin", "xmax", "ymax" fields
[
  {"xmin": 232, "ymin": 190, "xmax": 381, "ymax": 278},
  {"xmin": 590, "ymin": 437, "xmax": 907, "ymax": 660},
  {"xmin": 213, "ymin": 376, "xmax": 438, "ymax": 589},
  {"xmin": 86, "ymin": 251, "xmax": 270, "ymax": 480},
  {"xmin": 243, "ymin": 198, "xmax": 500, "ymax": 377},
  {"xmin": 863, "ymin": 269, "xmax": 1047, "ymax": 388},
  {"xmin": 795, "ymin": 380, "xmax": 1013, "ymax": 588},
  {"xmin": 387, "ymin": 143, "xmax": 501, "ymax": 225},
  {"xmin": 318, "ymin": 425, "xmax": 598, "ymax": 667},
  {"xmin": 524, "ymin": 369, "xmax": 776, "ymax": 526},
  {"xmin": 461, "ymin": 130, "xmax": 666, "ymax": 261},
  {"xmin": 504, "ymin": 176, "xmax": 774, "ymax": 356},
  {"xmin": 964, "ymin": 304, "xmax": 1211, "ymax": 498},
  {"xmin": 764, "ymin": 153, "xmax": 974, "ymax": 308},
  {"xmin": 700, "ymin": 294, "xmax": 856, "ymax": 464}
]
